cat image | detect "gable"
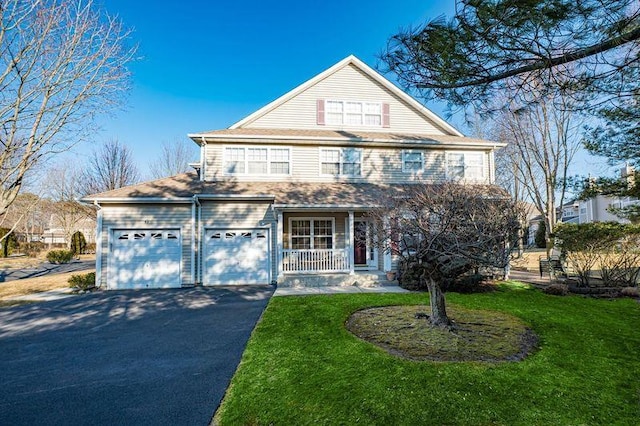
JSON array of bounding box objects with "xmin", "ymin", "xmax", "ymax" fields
[{"xmin": 233, "ymin": 57, "xmax": 460, "ymax": 136}]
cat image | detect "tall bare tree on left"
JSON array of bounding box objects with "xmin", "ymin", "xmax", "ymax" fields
[{"xmin": 0, "ymin": 0, "xmax": 136, "ymax": 219}]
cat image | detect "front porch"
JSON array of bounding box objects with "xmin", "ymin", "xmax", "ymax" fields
[{"xmin": 275, "ymin": 209, "xmax": 392, "ymax": 281}]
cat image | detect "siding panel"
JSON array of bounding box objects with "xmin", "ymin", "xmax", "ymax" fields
[{"xmin": 245, "ymin": 64, "xmax": 450, "ymax": 135}]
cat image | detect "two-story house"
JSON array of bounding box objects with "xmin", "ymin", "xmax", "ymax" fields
[{"xmin": 84, "ymin": 55, "xmax": 503, "ymax": 290}]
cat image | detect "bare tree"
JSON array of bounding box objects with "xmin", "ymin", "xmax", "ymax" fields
[
  {"xmin": 369, "ymin": 183, "xmax": 521, "ymax": 328},
  {"xmin": 491, "ymin": 86, "xmax": 582, "ymax": 256},
  {"xmin": 82, "ymin": 139, "xmax": 140, "ymax": 195},
  {"xmin": 0, "ymin": 0, "xmax": 136, "ymax": 220},
  {"xmin": 148, "ymin": 139, "xmax": 197, "ymax": 179},
  {"xmin": 46, "ymin": 165, "xmax": 94, "ymax": 244}
]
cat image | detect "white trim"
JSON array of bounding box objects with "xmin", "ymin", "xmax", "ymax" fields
[
  {"xmin": 318, "ymin": 147, "xmax": 362, "ymax": 177},
  {"xmin": 401, "ymin": 149, "xmax": 424, "ymax": 173},
  {"xmin": 94, "ymin": 202, "xmax": 103, "ymax": 288},
  {"xmin": 85, "ymin": 195, "xmax": 276, "ymax": 203},
  {"xmin": 227, "ymin": 55, "xmax": 464, "ymax": 137},
  {"xmin": 348, "ymin": 211, "xmax": 355, "ymax": 275},
  {"xmin": 288, "ymin": 217, "xmax": 336, "ymax": 250},
  {"xmin": 222, "ymin": 145, "xmax": 292, "ymax": 176}
]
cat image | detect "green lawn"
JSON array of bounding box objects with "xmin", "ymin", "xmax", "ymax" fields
[{"xmin": 215, "ymin": 283, "xmax": 640, "ymax": 425}]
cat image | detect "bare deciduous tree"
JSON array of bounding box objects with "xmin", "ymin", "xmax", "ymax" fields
[
  {"xmin": 369, "ymin": 183, "xmax": 521, "ymax": 328},
  {"xmin": 82, "ymin": 139, "xmax": 140, "ymax": 195},
  {"xmin": 0, "ymin": 0, "xmax": 136, "ymax": 220},
  {"xmin": 46, "ymin": 165, "xmax": 94, "ymax": 244},
  {"xmin": 148, "ymin": 139, "xmax": 197, "ymax": 179},
  {"xmin": 491, "ymin": 86, "xmax": 582, "ymax": 256}
]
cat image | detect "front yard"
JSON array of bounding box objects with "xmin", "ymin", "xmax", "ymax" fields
[{"xmin": 215, "ymin": 283, "xmax": 640, "ymax": 425}]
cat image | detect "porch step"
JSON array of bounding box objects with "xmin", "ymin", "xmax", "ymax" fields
[{"xmin": 278, "ymin": 271, "xmax": 396, "ymax": 288}]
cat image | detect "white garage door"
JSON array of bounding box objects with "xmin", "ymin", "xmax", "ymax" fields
[
  {"xmin": 109, "ymin": 229, "xmax": 182, "ymax": 289},
  {"xmin": 204, "ymin": 229, "xmax": 269, "ymax": 285}
]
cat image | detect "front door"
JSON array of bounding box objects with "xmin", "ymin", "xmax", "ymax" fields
[{"xmin": 354, "ymin": 221, "xmax": 368, "ymax": 265}]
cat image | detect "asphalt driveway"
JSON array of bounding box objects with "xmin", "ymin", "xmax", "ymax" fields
[
  {"xmin": 0, "ymin": 286, "xmax": 274, "ymax": 425},
  {"xmin": 0, "ymin": 259, "xmax": 94, "ymax": 282}
]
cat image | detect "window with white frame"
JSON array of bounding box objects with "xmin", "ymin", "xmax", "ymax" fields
[
  {"xmin": 320, "ymin": 148, "xmax": 362, "ymax": 176},
  {"xmin": 224, "ymin": 146, "xmax": 290, "ymax": 175},
  {"xmin": 325, "ymin": 100, "xmax": 382, "ymax": 126},
  {"xmin": 446, "ymin": 151, "xmax": 485, "ymax": 180},
  {"xmin": 290, "ymin": 218, "xmax": 334, "ymax": 249},
  {"xmin": 402, "ymin": 150, "xmax": 424, "ymax": 173}
]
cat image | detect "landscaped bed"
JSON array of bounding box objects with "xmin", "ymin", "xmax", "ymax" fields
[{"xmin": 214, "ymin": 282, "xmax": 640, "ymax": 425}]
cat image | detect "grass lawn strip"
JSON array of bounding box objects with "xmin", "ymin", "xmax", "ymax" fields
[
  {"xmin": 0, "ymin": 270, "xmax": 94, "ymax": 300},
  {"xmin": 347, "ymin": 305, "xmax": 536, "ymax": 362},
  {"xmin": 215, "ymin": 284, "xmax": 640, "ymax": 425}
]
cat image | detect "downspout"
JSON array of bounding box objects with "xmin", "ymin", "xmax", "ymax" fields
[
  {"xmin": 94, "ymin": 201, "xmax": 103, "ymax": 289},
  {"xmin": 193, "ymin": 195, "xmax": 202, "ymax": 285},
  {"xmin": 200, "ymin": 136, "xmax": 206, "ymax": 182},
  {"xmin": 191, "ymin": 198, "xmax": 196, "ymax": 286}
]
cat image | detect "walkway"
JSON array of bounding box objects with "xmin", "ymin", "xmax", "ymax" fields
[{"xmin": 274, "ymin": 284, "xmax": 409, "ymax": 296}]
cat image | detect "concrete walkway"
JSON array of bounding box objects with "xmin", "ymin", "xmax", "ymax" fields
[
  {"xmin": 274, "ymin": 285, "xmax": 410, "ymax": 296},
  {"xmin": 508, "ymin": 269, "xmax": 553, "ymax": 287},
  {"xmin": 6, "ymin": 287, "xmax": 75, "ymax": 302}
]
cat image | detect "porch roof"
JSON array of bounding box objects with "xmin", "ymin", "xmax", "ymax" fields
[
  {"xmin": 82, "ymin": 172, "xmax": 403, "ymax": 206},
  {"xmin": 83, "ymin": 173, "xmax": 507, "ymax": 207}
]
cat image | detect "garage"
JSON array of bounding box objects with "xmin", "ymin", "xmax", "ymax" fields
[
  {"xmin": 108, "ymin": 229, "xmax": 182, "ymax": 289},
  {"xmin": 203, "ymin": 229, "xmax": 270, "ymax": 285}
]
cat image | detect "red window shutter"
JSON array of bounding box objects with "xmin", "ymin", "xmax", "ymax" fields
[
  {"xmin": 317, "ymin": 99, "xmax": 325, "ymax": 125},
  {"xmin": 382, "ymin": 103, "xmax": 390, "ymax": 127}
]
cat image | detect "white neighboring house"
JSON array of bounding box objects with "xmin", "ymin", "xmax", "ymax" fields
[
  {"xmin": 82, "ymin": 55, "xmax": 505, "ymax": 290},
  {"xmin": 42, "ymin": 215, "xmax": 96, "ymax": 245},
  {"xmin": 578, "ymin": 165, "xmax": 639, "ymax": 224}
]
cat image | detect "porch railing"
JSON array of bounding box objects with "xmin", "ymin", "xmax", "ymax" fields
[{"xmin": 282, "ymin": 249, "xmax": 350, "ymax": 273}]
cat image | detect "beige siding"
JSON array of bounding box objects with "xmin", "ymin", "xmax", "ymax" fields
[
  {"xmin": 245, "ymin": 64, "xmax": 450, "ymax": 135},
  {"xmin": 99, "ymin": 204, "xmax": 193, "ymax": 288},
  {"xmin": 205, "ymin": 143, "xmax": 491, "ymax": 184}
]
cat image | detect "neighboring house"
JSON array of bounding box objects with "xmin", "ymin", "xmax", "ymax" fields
[
  {"xmin": 83, "ymin": 55, "xmax": 503, "ymax": 290},
  {"xmin": 559, "ymin": 200, "xmax": 580, "ymax": 224},
  {"xmin": 42, "ymin": 215, "xmax": 96, "ymax": 245},
  {"xmin": 579, "ymin": 165, "xmax": 639, "ymax": 224}
]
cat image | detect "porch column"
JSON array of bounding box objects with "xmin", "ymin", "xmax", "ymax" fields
[
  {"xmin": 348, "ymin": 210, "xmax": 355, "ymax": 275},
  {"xmin": 276, "ymin": 211, "xmax": 283, "ymax": 280},
  {"xmin": 383, "ymin": 215, "xmax": 392, "ymax": 272}
]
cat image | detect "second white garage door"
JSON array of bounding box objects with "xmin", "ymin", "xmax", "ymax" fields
[
  {"xmin": 203, "ymin": 229, "xmax": 269, "ymax": 285},
  {"xmin": 109, "ymin": 229, "xmax": 182, "ymax": 289}
]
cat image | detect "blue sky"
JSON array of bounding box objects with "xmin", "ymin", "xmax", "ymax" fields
[
  {"xmin": 78, "ymin": 0, "xmax": 457, "ymax": 175},
  {"xmin": 72, "ymin": 0, "xmax": 607, "ymax": 180}
]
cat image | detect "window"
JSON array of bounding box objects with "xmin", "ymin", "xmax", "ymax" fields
[
  {"xmin": 224, "ymin": 147, "xmax": 290, "ymax": 175},
  {"xmin": 402, "ymin": 150, "xmax": 423, "ymax": 173},
  {"xmin": 290, "ymin": 218, "xmax": 334, "ymax": 250},
  {"xmin": 325, "ymin": 100, "xmax": 383, "ymax": 126},
  {"xmin": 320, "ymin": 148, "xmax": 362, "ymax": 177},
  {"xmin": 446, "ymin": 152, "xmax": 485, "ymax": 181}
]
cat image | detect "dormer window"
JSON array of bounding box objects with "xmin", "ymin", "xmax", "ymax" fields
[{"xmin": 318, "ymin": 100, "xmax": 389, "ymax": 127}]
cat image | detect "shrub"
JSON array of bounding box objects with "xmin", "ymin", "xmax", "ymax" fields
[
  {"xmin": 46, "ymin": 249, "xmax": 74, "ymax": 264},
  {"xmin": 620, "ymin": 287, "xmax": 639, "ymax": 298},
  {"xmin": 543, "ymin": 283, "xmax": 568, "ymax": 296},
  {"xmin": 0, "ymin": 228, "xmax": 18, "ymax": 257},
  {"xmin": 84, "ymin": 242, "xmax": 96, "ymax": 253},
  {"xmin": 69, "ymin": 231, "xmax": 87, "ymax": 255},
  {"xmin": 68, "ymin": 272, "xmax": 96, "ymax": 291},
  {"xmin": 20, "ymin": 241, "xmax": 46, "ymax": 257},
  {"xmin": 535, "ymin": 220, "xmax": 546, "ymax": 249}
]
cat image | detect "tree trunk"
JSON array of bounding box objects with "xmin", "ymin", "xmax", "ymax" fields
[{"xmin": 425, "ymin": 277, "xmax": 451, "ymax": 327}]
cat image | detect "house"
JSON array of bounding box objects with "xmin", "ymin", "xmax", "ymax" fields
[
  {"xmin": 83, "ymin": 55, "xmax": 504, "ymax": 290},
  {"xmin": 578, "ymin": 166, "xmax": 639, "ymax": 224}
]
